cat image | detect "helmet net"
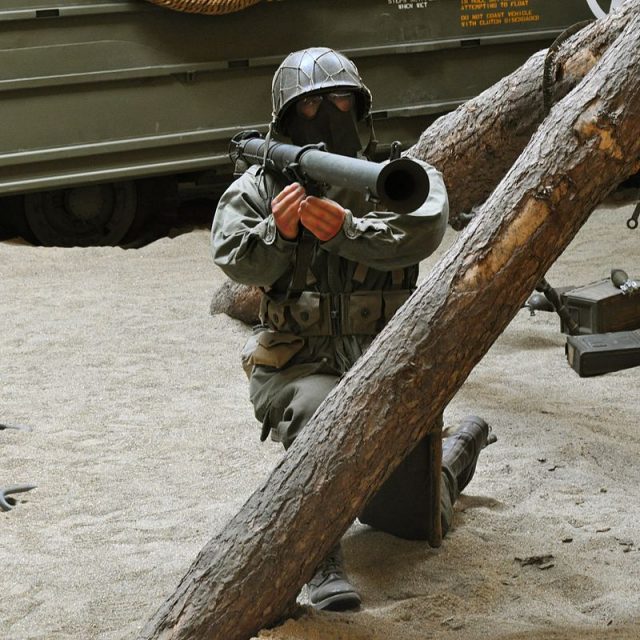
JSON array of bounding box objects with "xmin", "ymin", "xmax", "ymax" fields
[{"xmin": 272, "ymin": 48, "xmax": 372, "ymax": 134}]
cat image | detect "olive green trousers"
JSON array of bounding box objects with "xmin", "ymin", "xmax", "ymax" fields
[{"xmin": 248, "ymin": 363, "xmax": 459, "ymax": 537}]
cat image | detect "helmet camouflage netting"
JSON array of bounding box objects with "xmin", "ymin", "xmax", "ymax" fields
[{"xmin": 271, "ymin": 47, "xmax": 372, "ymax": 135}]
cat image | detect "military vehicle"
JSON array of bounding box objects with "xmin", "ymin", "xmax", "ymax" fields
[{"xmin": 0, "ymin": 0, "xmax": 603, "ymax": 246}]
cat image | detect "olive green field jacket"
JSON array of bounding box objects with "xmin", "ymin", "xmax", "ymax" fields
[{"xmin": 211, "ymin": 158, "xmax": 448, "ymax": 378}]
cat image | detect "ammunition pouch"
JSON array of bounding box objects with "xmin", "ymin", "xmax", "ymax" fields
[
  {"xmin": 241, "ymin": 329, "xmax": 305, "ymax": 377},
  {"xmin": 260, "ymin": 289, "xmax": 413, "ymax": 336}
]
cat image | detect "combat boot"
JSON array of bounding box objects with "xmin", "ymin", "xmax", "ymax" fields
[
  {"xmin": 441, "ymin": 415, "xmax": 496, "ymax": 535},
  {"xmin": 307, "ymin": 543, "xmax": 361, "ymax": 611}
]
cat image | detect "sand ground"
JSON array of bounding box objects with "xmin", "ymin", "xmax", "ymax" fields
[{"xmin": 1, "ymin": 202, "xmax": 638, "ymax": 639}]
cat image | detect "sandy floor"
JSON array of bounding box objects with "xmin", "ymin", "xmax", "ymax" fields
[{"xmin": 1, "ymin": 203, "xmax": 638, "ymax": 640}]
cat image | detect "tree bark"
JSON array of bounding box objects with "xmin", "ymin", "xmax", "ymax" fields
[
  {"xmin": 209, "ymin": 280, "xmax": 261, "ymax": 325},
  {"xmin": 141, "ymin": 6, "xmax": 640, "ymax": 640},
  {"xmin": 209, "ymin": 3, "xmax": 636, "ymax": 320}
]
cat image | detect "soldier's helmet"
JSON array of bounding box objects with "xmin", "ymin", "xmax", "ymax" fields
[{"xmin": 271, "ymin": 47, "xmax": 372, "ymax": 136}]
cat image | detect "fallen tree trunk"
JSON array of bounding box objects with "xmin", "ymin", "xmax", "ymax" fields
[
  {"xmin": 208, "ymin": 280, "xmax": 261, "ymax": 325},
  {"xmin": 210, "ymin": 3, "xmax": 637, "ymax": 321},
  {"xmin": 141, "ymin": 7, "xmax": 640, "ymax": 640},
  {"xmin": 408, "ymin": 1, "xmax": 636, "ymax": 228}
]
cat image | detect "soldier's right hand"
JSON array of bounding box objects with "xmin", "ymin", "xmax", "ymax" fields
[{"xmin": 272, "ymin": 183, "xmax": 305, "ymax": 240}]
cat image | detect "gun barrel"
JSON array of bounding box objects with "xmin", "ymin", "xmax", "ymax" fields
[{"xmin": 234, "ymin": 136, "xmax": 430, "ymax": 214}]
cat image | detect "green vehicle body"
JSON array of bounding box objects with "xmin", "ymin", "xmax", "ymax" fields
[{"xmin": 0, "ymin": 0, "xmax": 599, "ymax": 245}]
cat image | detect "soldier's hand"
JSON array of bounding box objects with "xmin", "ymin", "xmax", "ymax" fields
[
  {"xmin": 272, "ymin": 183, "xmax": 305, "ymax": 240},
  {"xmin": 299, "ymin": 196, "xmax": 346, "ymax": 242}
]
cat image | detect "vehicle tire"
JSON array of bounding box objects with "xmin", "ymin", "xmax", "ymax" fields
[
  {"xmin": 24, "ymin": 181, "xmax": 137, "ymax": 247},
  {"xmin": 0, "ymin": 195, "xmax": 36, "ymax": 243}
]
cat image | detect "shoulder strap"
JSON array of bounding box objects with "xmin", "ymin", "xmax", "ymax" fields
[{"xmin": 288, "ymin": 229, "xmax": 316, "ymax": 295}]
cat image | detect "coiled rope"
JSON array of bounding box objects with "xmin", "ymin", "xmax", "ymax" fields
[{"xmin": 145, "ymin": 0, "xmax": 262, "ymax": 15}]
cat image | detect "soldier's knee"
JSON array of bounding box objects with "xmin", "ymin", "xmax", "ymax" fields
[{"xmin": 275, "ymin": 374, "xmax": 339, "ymax": 447}]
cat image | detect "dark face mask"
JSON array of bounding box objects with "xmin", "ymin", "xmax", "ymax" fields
[{"xmin": 286, "ymin": 101, "xmax": 362, "ymax": 158}]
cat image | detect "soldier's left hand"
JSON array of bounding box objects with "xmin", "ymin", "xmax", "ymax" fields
[{"xmin": 299, "ymin": 196, "xmax": 346, "ymax": 241}]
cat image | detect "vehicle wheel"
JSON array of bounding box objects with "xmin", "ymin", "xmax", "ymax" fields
[
  {"xmin": 0, "ymin": 195, "xmax": 36, "ymax": 243},
  {"xmin": 24, "ymin": 181, "xmax": 137, "ymax": 247}
]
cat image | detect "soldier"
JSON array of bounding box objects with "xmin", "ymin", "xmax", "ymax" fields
[{"xmin": 212, "ymin": 47, "xmax": 493, "ymax": 611}]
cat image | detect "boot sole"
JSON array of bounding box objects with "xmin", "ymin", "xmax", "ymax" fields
[{"xmin": 310, "ymin": 591, "xmax": 362, "ymax": 612}]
